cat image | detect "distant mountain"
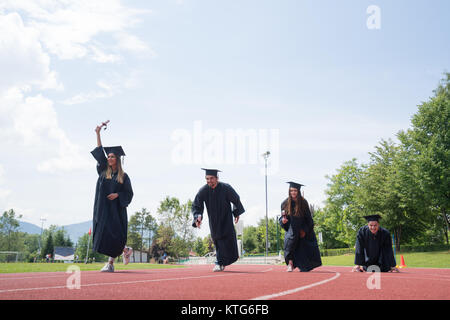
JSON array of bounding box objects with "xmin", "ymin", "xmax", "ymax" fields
[
  {"xmin": 62, "ymin": 221, "xmax": 92, "ymax": 244},
  {"xmin": 19, "ymin": 220, "xmax": 92, "ymax": 244},
  {"xmin": 19, "ymin": 221, "xmax": 42, "ymax": 235}
]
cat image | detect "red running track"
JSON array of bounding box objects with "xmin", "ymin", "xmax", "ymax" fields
[{"xmin": 0, "ymin": 265, "xmax": 449, "ymax": 300}]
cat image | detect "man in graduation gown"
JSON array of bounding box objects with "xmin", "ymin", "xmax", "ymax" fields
[
  {"xmin": 279, "ymin": 182, "xmax": 322, "ymax": 272},
  {"xmin": 91, "ymin": 143, "xmax": 133, "ymax": 271},
  {"xmin": 192, "ymin": 168, "xmax": 245, "ymax": 272},
  {"xmin": 353, "ymin": 215, "xmax": 398, "ymax": 273}
]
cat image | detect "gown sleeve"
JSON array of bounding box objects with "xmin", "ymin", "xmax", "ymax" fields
[
  {"xmin": 226, "ymin": 184, "xmax": 245, "ymax": 217},
  {"xmin": 91, "ymin": 146, "xmax": 107, "ymax": 175},
  {"xmin": 354, "ymin": 228, "xmax": 366, "ymax": 265},
  {"xmin": 191, "ymin": 188, "xmax": 205, "ymax": 228},
  {"xmin": 302, "ymin": 199, "xmax": 314, "ymax": 235},
  {"xmin": 118, "ymin": 174, "xmax": 133, "ymax": 208},
  {"xmin": 380, "ymin": 229, "xmax": 396, "ymax": 268}
]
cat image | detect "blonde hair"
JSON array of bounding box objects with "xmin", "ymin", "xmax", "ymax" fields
[{"xmin": 105, "ymin": 155, "xmax": 125, "ymax": 184}]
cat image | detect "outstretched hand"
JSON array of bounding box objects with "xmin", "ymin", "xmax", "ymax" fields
[
  {"xmin": 234, "ymin": 215, "xmax": 239, "ymax": 224},
  {"xmin": 352, "ymin": 265, "xmax": 364, "ymax": 272},
  {"xmin": 195, "ymin": 216, "xmax": 202, "ymax": 228}
]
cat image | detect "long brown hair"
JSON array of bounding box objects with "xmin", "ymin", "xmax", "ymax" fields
[
  {"xmin": 105, "ymin": 155, "xmax": 125, "ymax": 184},
  {"xmin": 284, "ymin": 191, "xmax": 305, "ymax": 217}
]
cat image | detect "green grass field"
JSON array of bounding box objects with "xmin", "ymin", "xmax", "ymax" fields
[
  {"xmin": 321, "ymin": 250, "xmax": 450, "ymax": 268},
  {"xmin": 0, "ymin": 251, "xmax": 448, "ymax": 273},
  {"xmin": 0, "ymin": 262, "xmax": 184, "ymax": 274}
]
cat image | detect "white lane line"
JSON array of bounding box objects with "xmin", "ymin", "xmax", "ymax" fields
[
  {"xmin": 0, "ymin": 267, "xmax": 273, "ymax": 294},
  {"xmin": 250, "ymin": 272, "xmax": 341, "ymax": 300},
  {"xmin": 0, "ymin": 266, "xmax": 196, "ymax": 281}
]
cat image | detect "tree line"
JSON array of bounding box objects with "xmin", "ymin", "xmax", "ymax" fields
[{"xmin": 314, "ymin": 73, "xmax": 449, "ymax": 250}]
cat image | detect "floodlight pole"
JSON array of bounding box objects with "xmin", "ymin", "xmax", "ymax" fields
[
  {"xmin": 39, "ymin": 218, "xmax": 46, "ymax": 259},
  {"xmin": 262, "ymin": 151, "xmax": 270, "ymax": 263}
]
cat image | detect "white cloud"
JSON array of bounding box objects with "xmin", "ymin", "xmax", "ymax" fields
[
  {"xmin": 114, "ymin": 32, "xmax": 156, "ymax": 57},
  {"xmin": 0, "ymin": 1, "xmax": 152, "ymax": 172},
  {"xmin": 0, "ymin": 164, "xmax": 11, "ymax": 200},
  {"xmin": 0, "ymin": 12, "xmax": 62, "ymax": 91},
  {"xmin": 0, "ymin": 87, "xmax": 91, "ymax": 173},
  {"xmin": 0, "ymin": 0, "xmax": 152, "ymax": 61},
  {"xmin": 61, "ymin": 70, "xmax": 143, "ymax": 105}
]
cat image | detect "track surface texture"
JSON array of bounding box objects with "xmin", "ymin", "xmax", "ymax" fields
[{"xmin": 0, "ymin": 265, "xmax": 449, "ymax": 300}]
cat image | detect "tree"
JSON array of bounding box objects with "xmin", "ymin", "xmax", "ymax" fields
[
  {"xmin": 156, "ymin": 197, "xmax": 195, "ymax": 258},
  {"xmin": 241, "ymin": 218, "xmax": 285, "ymax": 254},
  {"xmin": 193, "ymin": 237, "xmax": 206, "ymax": 256},
  {"xmin": 243, "ymin": 226, "xmax": 258, "ymax": 253},
  {"xmin": 127, "ymin": 213, "xmax": 143, "ymax": 260},
  {"xmin": 0, "ymin": 209, "xmax": 22, "ymax": 251},
  {"xmin": 398, "ymin": 73, "xmax": 450, "ymax": 244},
  {"xmin": 53, "ymin": 228, "xmax": 73, "ymax": 247},
  {"xmin": 75, "ymin": 233, "xmax": 106, "ymax": 262},
  {"xmin": 42, "ymin": 233, "xmax": 54, "ymax": 260},
  {"xmin": 356, "ymin": 139, "xmax": 429, "ymax": 250},
  {"xmin": 321, "ymin": 159, "xmax": 365, "ymax": 247},
  {"xmin": 128, "ymin": 208, "xmax": 157, "ymax": 262},
  {"xmin": 152, "ymin": 224, "xmax": 175, "ymax": 258}
]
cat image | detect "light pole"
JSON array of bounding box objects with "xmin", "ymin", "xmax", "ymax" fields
[
  {"xmin": 262, "ymin": 151, "xmax": 270, "ymax": 263},
  {"xmin": 38, "ymin": 217, "xmax": 46, "ymax": 260}
]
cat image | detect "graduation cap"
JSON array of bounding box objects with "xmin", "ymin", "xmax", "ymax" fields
[
  {"xmin": 363, "ymin": 214, "xmax": 382, "ymax": 222},
  {"xmin": 201, "ymin": 168, "xmax": 221, "ymax": 177},
  {"xmin": 286, "ymin": 181, "xmax": 305, "ymax": 190},
  {"xmin": 103, "ymin": 146, "xmax": 125, "ymax": 157}
]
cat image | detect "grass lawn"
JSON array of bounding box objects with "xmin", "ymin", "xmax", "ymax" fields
[
  {"xmin": 0, "ymin": 262, "xmax": 184, "ymax": 274},
  {"xmin": 321, "ymin": 250, "xmax": 450, "ymax": 269}
]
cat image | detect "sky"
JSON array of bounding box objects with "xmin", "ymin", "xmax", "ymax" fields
[{"xmin": 0, "ymin": 0, "xmax": 449, "ymax": 240}]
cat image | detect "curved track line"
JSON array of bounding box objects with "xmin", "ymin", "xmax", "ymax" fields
[{"xmin": 250, "ymin": 272, "xmax": 341, "ymax": 300}]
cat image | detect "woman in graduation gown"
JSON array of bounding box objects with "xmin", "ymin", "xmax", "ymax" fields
[
  {"xmin": 353, "ymin": 215, "xmax": 398, "ymax": 272},
  {"xmin": 192, "ymin": 168, "xmax": 245, "ymax": 272},
  {"xmin": 91, "ymin": 125, "xmax": 134, "ymax": 272},
  {"xmin": 279, "ymin": 182, "xmax": 322, "ymax": 272}
]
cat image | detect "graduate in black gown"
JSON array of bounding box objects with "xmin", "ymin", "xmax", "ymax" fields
[
  {"xmin": 353, "ymin": 215, "xmax": 398, "ymax": 273},
  {"xmin": 91, "ymin": 124, "xmax": 134, "ymax": 272},
  {"xmin": 192, "ymin": 168, "xmax": 245, "ymax": 272},
  {"xmin": 279, "ymin": 182, "xmax": 322, "ymax": 272}
]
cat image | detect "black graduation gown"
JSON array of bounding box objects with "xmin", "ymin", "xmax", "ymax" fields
[
  {"xmin": 91, "ymin": 146, "xmax": 133, "ymax": 258},
  {"xmin": 354, "ymin": 225, "xmax": 396, "ymax": 272},
  {"xmin": 192, "ymin": 182, "xmax": 245, "ymax": 266},
  {"xmin": 279, "ymin": 198, "xmax": 322, "ymax": 272}
]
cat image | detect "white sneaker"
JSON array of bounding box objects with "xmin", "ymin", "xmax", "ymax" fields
[
  {"xmin": 100, "ymin": 263, "xmax": 114, "ymax": 272},
  {"xmin": 123, "ymin": 247, "xmax": 133, "ymax": 265},
  {"xmin": 287, "ymin": 265, "xmax": 293, "ymax": 272},
  {"xmin": 213, "ymin": 264, "xmax": 224, "ymax": 272}
]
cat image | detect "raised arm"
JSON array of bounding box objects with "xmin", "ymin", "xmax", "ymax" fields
[
  {"xmin": 95, "ymin": 125, "xmax": 102, "ymax": 147},
  {"xmin": 91, "ymin": 125, "xmax": 107, "ymax": 175}
]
